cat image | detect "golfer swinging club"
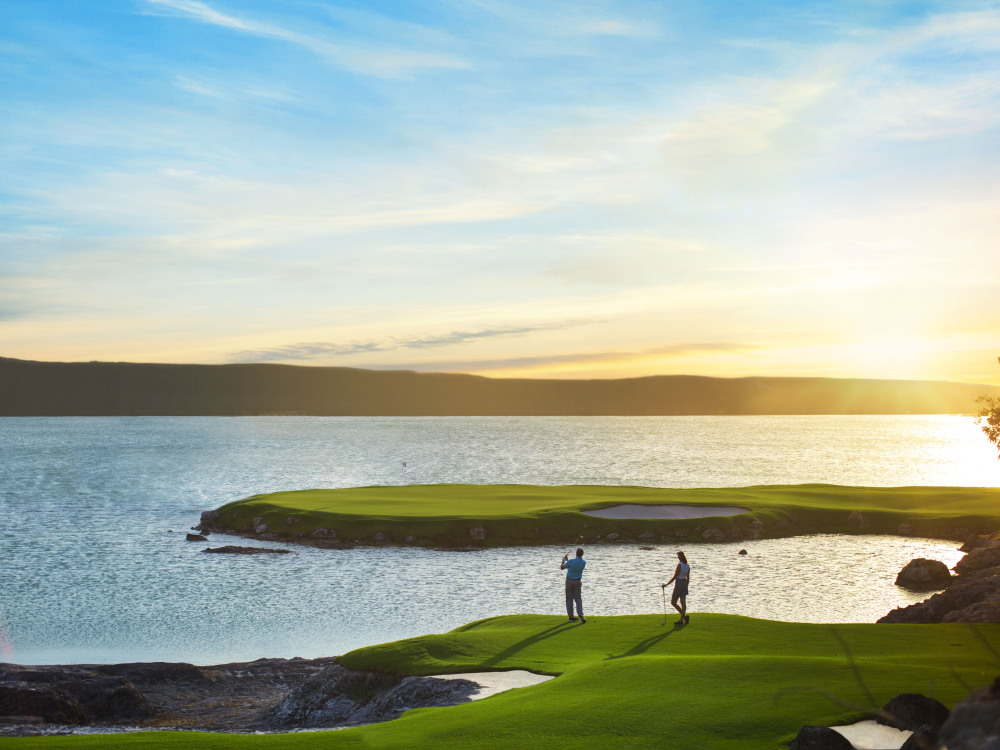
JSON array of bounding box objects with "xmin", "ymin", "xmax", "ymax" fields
[
  {"xmin": 561, "ymin": 548, "xmax": 587, "ymax": 623},
  {"xmin": 661, "ymin": 551, "xmax": 690, "ymax": 625}
]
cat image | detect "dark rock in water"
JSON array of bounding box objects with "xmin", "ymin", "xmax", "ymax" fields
[
  {"xmin": 879, "ymin": 566, "xmax": 1000, "ymax": 623},
  {"xmin": 203, "ymin": 546, "xmax": 292, "ymax": 555},
  {"xmin": 186, "ymin": 533, "xmax": 208, "ymax": 542},
  {"xmin": 937, "ymin": 675, "xmax": 1000, "ymax": 750},
  {"xmin": 738, "ymin": 549, "xmax": 748, "ymax": 555},
  {"xmin": 847, "ymin": 511, "xmax": 871, "ymax": 529},
  {"xmin": 895, "ymin": 558, "xmax": 952, "ymax": 589},
  {"xmin": 955, "ymin": 546, "xmax": 1000, "ymax": 575},
  {"xmin": 959, "ymin": 534, "xmax": 990, "ymax": 553},
  {"xmin": 897, "ymin": 523, "xmax": 915, "ymax": 536},
  {"xmin": 789, "ymin": 725, "xmax": 854, "ymax": 749},
  {"xmin": 257, "ymin": 664, "xmax": 479, "ymax": 730},
  {"xmin": 876, "ymin": 693, "xmax": 950, "ymax": 734}
]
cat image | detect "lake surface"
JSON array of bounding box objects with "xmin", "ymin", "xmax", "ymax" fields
[{"xmin": 2, "ymin": 415, "xmax": 996, "ymax": 665}]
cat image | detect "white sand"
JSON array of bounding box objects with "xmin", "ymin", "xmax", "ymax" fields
[
  {"xmin": 429, "ymin": 670, "xmax": 554, "ymax": 700},
  {"xmin": 831, "ymin": 719, "xmax": 913, "ymax": 749},
  {"xmin": 582, "ymin": 504, "xmax": 749, "ymax": 520}
]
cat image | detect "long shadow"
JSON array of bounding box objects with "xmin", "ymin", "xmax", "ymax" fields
[
  {"xmin": 477, "ymin": 622, "xmax": 577, "ymax": 669},
  {"xmin": 605, "ymin": 622, "xmax": 682, "ymax": 660}
]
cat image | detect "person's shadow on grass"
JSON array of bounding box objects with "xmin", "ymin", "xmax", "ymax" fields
[
  {"xmin": 476, "ymin": 622, "xmax": 577, "ymax": 669},
  {"xmin": 605, "ymin": 621, "xmax": 681, "ymax": 660}
]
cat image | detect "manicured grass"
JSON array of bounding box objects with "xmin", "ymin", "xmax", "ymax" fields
[
  {"xmin": 210, "ymin": 483, "xmax": 1000, "ymax": 545},
  {"xmin": 5, "ymin": 615, "xmax": 999, "ymax": 750}
]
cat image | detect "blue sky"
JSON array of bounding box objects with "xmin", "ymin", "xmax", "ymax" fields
[{"xmin": 2, "ymin": 0, "xmax": 999, "ymax": 382}]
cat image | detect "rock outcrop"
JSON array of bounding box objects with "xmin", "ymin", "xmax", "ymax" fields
[
  {"xmin": 875, "ymin": 692, "xmax": 950, "ymax": 746},
  {"xmin": 937, "ymin": 676, "xmax": 1000, "ymax": 749},
  {"xmin": 702, "ymin": 529, "xmax": 725, "ymax": 542},
  {"xmin": 897, "ymin": 523, "xmax": 915, "ymax": 536},
  {"xmin": 894, "ymin": 559, "xmax": 952, "ymax": 589},
  {"xmin": 256, "ymin": 665, "xmax": 479, "ymax": 730},
  {"xmin": 0, "ymin": 666, "xmax": 151, "ymax": 725},
  {"xmin": 955, "ymin": 546, "xmax": 1000, "ymax": 576},
  {"xmin": 186, "ymin": 533, "xmax": 208, "ymax": 542},
  {"xmin": 959, "ymin": 534, "xmax": 990, "ymax": 553},
  {"xmin": 469, "ymin": 528, "xmax": 487, "ymax": 541}
]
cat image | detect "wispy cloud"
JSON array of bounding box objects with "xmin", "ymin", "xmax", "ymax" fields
[
  {"xmin": 141, "ymin": 0, "xmax": 468, "ymax": 76},
  {"xmin": 227, "ymin": 321, "xmax": 589, "ymax": 363}
]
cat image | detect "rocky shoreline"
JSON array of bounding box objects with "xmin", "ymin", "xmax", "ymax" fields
[
  {"xmin": 881, "ymin": 535, "xmax": 1000, "ymax": 624},
  {"xmin": 0, "ymin": 658, "xmax": 491, "ymax": 737},
  {"xmin": 194, "ymin": 509, "xmax": 995, "ymax": 550}
]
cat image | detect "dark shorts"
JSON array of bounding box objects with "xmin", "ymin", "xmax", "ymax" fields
[{"xmin": 673, "ymin": 579, "xmax": 689, "ymax": 597}]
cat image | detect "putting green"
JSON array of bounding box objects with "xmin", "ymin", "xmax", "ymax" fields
[
  {"xmin": 4, "ymin": 615, "xmax": 998, "ymax": 749},
  {"xmin": 207, "ymin": 483, "xmax": 1000, "ymax": 545}
]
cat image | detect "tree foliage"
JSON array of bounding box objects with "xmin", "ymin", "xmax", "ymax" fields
[{"xmin": 976, "ymin": 356, "xmax": 1000, "ymax": 460}]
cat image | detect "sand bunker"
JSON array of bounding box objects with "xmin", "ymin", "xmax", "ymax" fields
[
  {"xmin": 582, "ymin": 504, "xmax": 749, "ymax": 520},
  {"xmin": 429, "ymin": 670, "xmax": 554, "ymax": 700},
  {"xmin": 831, "ymin": 720, "xmax": 912, "ymax": 750}
]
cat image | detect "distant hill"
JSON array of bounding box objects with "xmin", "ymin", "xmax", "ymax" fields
[{"xmin": 0, "ymin": 356, "xmax": 996, "ymax": 416}]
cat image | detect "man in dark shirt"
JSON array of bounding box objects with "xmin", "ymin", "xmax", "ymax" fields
[{"xmin": 561, "ymin": 548, "xmax": 587, "ymax": 623}]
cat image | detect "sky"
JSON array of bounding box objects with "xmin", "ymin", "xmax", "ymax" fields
[{"xmin": 2, "ymin": 0, "xmax": 999, "ymax": 383}]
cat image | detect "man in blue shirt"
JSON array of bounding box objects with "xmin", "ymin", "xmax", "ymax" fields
[{"xmin": 561, "ymin": 548, "xmax": 587, "ymax": 623}]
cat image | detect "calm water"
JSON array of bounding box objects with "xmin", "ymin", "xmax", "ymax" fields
[{"xmin": 1, "ymin": 416, "xmax": 996, "ymax": 665}]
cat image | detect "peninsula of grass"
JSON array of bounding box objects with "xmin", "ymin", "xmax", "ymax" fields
[
  {"xmin": 5, "ymin": 615, "xmax": 999, "ymax": 750},
  {"xmin": 203, "ymin": 483, "xmax": 1000, "ymax": 546}
]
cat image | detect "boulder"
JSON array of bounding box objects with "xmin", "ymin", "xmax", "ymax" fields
[
  {"xmin": 374, "ymin": 532, "xmax": 391, "ymax": 544},
  {"xmin": 936, "ymin": 675, "xmax": 1000, "ymax": 750},
  {"xmin": 738, "ymin": 549, "xmax": 748, "ymax": 555},
  {"xmin": 895, "ymin": 559, "xmax": 952, "ymax": 589},
  {"xmin": 286, "ymin": 516, "xmax": 299, "ymax": 525},
  {"xmin": 404, "ymin": 535, "xmax": 414, "ymax": 543},
  {"xmin": 787, "ymin": 515, "xmax": 801, "ymax": 527},
  {"xmin": 955, "ymin": 546, "xmax": 1000, "ymax": 575},
  {"xmin": 311, "ymin": 528, "xmax": 336, "ymax": 538},
  {"xmin": 200, "ymin": 510, "xmax": 220, "ymax": 525},
  {"xmin": 702, "ymin": 529, "xmax": 726, "ymax": 542},
  {"xmin": 674, "ymin": 531, "xmax": 687, "ymax": 538},
  {"xmin": 775, "ymin": 521, "xmax": 790, "ymax": 532},
  {"xmin": 260, "ymin": 533, "xmax": 281, "ymax": 541},
  {"xmin": 253, "ymin": 517, "xmax": 264, "ymax": 527},
  {"xmin": 789, "ymin": 725, "xmax": 854, "ymax": 749},
  {"xmin": 469, "ymin": 528, "xmax": 487, "ymax": 541},
  {"xmin": 848, "ymin": 511, "xmax": 872, "ymax": 528},
  {"xmin": 725, "ymin": 527, "xmax": 741, "ymax": 540},
  {"xmin": 899, "ymin": 727, "xmax": 937, "ymax": 750},
  {"xmin": 186, "ymin": 533, "xmax": 208, "ymax": 542},
  {"xmin": 959, "ymin": 534, "xmax": 989, "ymax": 553},
  {"xmin": 897, "ymin": 523, "xmax": 915, "ymax": 536},
  {"xmin": 637, "ymin": 531, "xmax": 657, "ymax": 542},
  {"xmin": 255, "ymin": 524, "xmax": 267, "ymax": 534},
  {"xmin": 876, "ymin": 693, "xmax": 950, "ymax": 734},
  {"xmin": 606, "ymin": 533, "xmax": 620, "ymax": 540},
  {"xmin": 750, "ymin": 520, "xmax": 765, "ymax": 531}
]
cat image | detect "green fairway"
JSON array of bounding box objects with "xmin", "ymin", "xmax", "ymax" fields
[
  {"xmin": 208, "ymin": 483, "xmax": 1000, "ymax": 545},
  {"xmin": 5, "ymin": 615, "xmax": 998, "ymax": 750}
]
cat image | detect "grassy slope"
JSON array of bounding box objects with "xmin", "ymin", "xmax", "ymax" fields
[
  {"xmin": 5, "ymin": 615, "xmax": 999, "ymax": 750},
  {"xmin": 213, "ymin": 484, "xmax": 1000, "ymax": 544}
]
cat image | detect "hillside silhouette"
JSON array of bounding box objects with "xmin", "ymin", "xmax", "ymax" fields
[{"xmin": 1, "ymin": 357, "xmax": 996, "ymax": 416}]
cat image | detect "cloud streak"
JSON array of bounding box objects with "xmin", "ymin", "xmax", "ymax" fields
[
  {"xmin": 227, "ymin": 321, "xmax": 588, "ymax": 363},
  {"xmin": 141, "ymin": 0, "xmax": 468, "ymax": 76}
]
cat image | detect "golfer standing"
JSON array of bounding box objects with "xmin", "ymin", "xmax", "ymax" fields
[
  {"xmin": 661, "ymin": 551, "xmax": 690, "ymax": 625},
  {"xmin": 561, "ymin": 548, "xmax": 587, "ymax": 623}
]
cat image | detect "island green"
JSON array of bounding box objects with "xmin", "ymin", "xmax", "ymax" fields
[
  {"xmin": 4, "ymin": 615, "xmax": 998, "ymax": 749},
  {"xmin": 207, "ymin": 483, "xmax": 1000, "ymax": 545}
]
